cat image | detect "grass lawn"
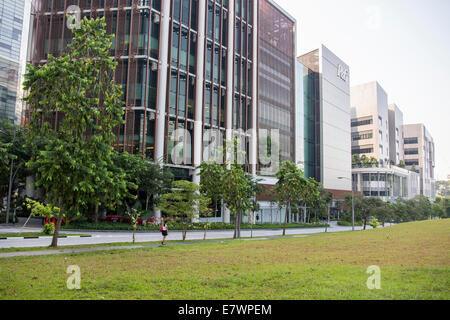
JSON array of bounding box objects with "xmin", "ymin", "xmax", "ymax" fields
[{"xmin": 0, "ymin": 219, "xmax": 449, "ymax": 300}]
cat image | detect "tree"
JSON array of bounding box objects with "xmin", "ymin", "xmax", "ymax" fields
[
  {"xmin": 221, "ymin": 164, "xmax": 253, "ymax": 239},
  {"xmin": 274, "ymin": 161, "xmax": 308, "ymax": 236},
  {"xmin": 157, "ymin": 180, "xmax": 211, "ymax": 241},
  {"xmin": 0, "ymin": 120, "xmax": 30, "ymax": 223},
  {"xmin": 198, "ymin": 162, "xmax": 224, "ymax": 219},
  {"xmin": 398, "ymin": 160, "xmax": 406, "ymax": 169},
  {"xmin": 352, "ymin": 154, "xmax": 361, "ymax": 166},
  {"xmin": 344, "ymin": 195, "xmax": 384, "ymax": 229},
  {"xmin": 127, "ymin": 208, "xmax": 142, "ymax": 243},
  {"xmin": 139, "ymin": 162, "xmax": 173, "ymax": 212},
  {"xmin": 23, "ymin": 17, "xmax": 128, "ymax": 248},
  {"xmin": 436, "ymin": 180, "xmax": 450, "ymax": 197}
]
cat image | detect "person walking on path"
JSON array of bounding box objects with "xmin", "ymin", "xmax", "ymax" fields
[{"xmin": 160, "ymin": 220, "xmax": 168, "ymax": 245}]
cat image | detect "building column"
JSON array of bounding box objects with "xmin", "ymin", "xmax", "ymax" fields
[
  {"xmin": 193, "ymin": 0, "xmax": 207, "ymax": 185},
  {"xmin": 250, "ymin": 1, "xmax": 258, "ymax": 177},
  {"xmin": 223, "ymin": 0, "xmax": 235, "ymax": 224},
  {"xmin": 154, "ymin": 0, "xmax": 171, "ymax": 219}
]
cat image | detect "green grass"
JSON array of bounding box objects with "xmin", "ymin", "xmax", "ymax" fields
[
  {"xmin": 0, "ymin": 233, "xmax": 90, "ymax": 238},
  {"xmin": 0, "ymin": 219, "xmax": 449, "ymax": 300}
]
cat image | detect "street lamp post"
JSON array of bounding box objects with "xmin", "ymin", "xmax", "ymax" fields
[{"xmin": 338, "ymin": 176, "xmax": 355, "ymax": 231}]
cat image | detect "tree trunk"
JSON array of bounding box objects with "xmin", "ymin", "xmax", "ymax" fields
[
  {"xmin": 363, "ymin": 217, "xmax": 367, "ymax": 230},
  {"xmin": 283, "ymin": 203, "xmax": 289, "ymax": 236},
  {"xmin": 145, "ymin": 194, "xmax": 150, "ymax": 211},
  {"xmin": 50, "ymin": 207, "xmax": 64, "ymax": 248},
  {"xmin": 5, "ymin": 159, "xmax": 14, "ymax": 224},
  {"xmin": 94, "ymin": 204, "xmax": 99, "ymax": 223},
  {"xmin": 250, "ymin": 211, "xmax": 253, "ymax": 238},
  {"xmin": 233, "ymin": 213, "xmax": 239, "ymax": 239},
  {"xmin": 237, "ymin": 211, "xmax": 241, "ymax": 239}
]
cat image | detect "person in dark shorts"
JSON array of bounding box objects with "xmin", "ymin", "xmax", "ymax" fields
[{"xmin": 161, "ymin": 220, "xmax": 168, "ymax": 245}]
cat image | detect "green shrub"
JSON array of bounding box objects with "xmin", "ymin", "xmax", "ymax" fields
[
  {"xmin": 43, "ymin": 222, "xmax": 55, "ymax": 235},
  {"xmin": 337, "ymin": 220, "xmax": 363, "ymax": 226}
]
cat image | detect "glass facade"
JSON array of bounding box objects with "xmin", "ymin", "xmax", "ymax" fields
[
  {"xmin": 28, "ymin": 0, "xmax": 295, "ymax": 179},
  {"xmin": 257, "ymin": 0, "xmax": 295, "ymax": 170},
  {"xmin": 0, "ymin": 0, "xmax": 26, "ymax": 123},
  {"xmin": 302, "ymin": 65, "xmax": 320, "ymax": 180}
]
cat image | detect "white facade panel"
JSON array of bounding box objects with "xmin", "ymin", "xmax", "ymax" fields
[{"xmin": 319, "ymin": 45, "xmax": 351, "ymax": 191}]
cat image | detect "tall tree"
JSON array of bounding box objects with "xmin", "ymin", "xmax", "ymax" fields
[
  {"xmin": 197, "ymin": 162, "xmax": 224, "ymax": 218},
  {"xmin": 0, "ymin": 120, "xmax": 30, "ymax": 223},
  {"xmin": 274, "ymin": 161, "xmax": 308, "ymax": 236},
  {"xmin": 23, "ymin": 17, "xmax": 128, "ymax": 247},
  {"xmin": 157, "ymin": 180, "xmax": 210, "ymax": 241}
]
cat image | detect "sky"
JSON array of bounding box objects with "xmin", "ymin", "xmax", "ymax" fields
[{"xmin": 275, "ymin": 0, "xmax": 450, "ymax": 180}]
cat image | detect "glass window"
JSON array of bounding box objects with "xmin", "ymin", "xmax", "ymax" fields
[
  {"xmin": 179, "ymin": 73, "xmax": 187, "ymax": 117},
  {"xmin": 171, "ymin": 23, "xmax": 180, "ymax": 66},
  {"xmin": 170, "ymin": 70, "xmax": 178, "ymax": 115},
  {"xmin": 189, "ymin": 33, "xmax": 197, "ymax": 74},
  {"xmin": 180, "ymin": 28, "xmax": 188, "ymax": 70}
]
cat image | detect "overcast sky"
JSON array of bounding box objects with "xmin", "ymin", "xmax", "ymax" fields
[{"xmin": 275, "ymin": 0, "xmax": 450, "ymax": 180}]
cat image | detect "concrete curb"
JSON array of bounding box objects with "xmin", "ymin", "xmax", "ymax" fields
[{"xmin": 0, "ymin": 235, "xmax": 92, "ymax": 240}]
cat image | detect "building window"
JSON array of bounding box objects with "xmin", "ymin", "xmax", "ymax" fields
[
  {"xmin": 351, "ymin": 117, "xmax": 373, "ymax": 127},
  {"xmin": 404, "ymin": 148, "xmax": 419, "ymax": 155},
  {"xmin": 404, "ymin": 137, "xmax": 418, "ymax": 144},
  {"xmin": 405, "ymin": 160, "xmax": 419, "ymax": 166}
]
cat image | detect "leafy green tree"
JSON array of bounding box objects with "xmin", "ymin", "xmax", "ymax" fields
[
  {"xmin": 398, "ymin": 160, "xmax": 406, "ymax": 168},
  {"xmin": 127, "ymin": 208, "xmax": 142, "ymax": 243},
  {"xmin": 157, "ymin": 180, "xmax": 211, "ymax": 241},
  {"xmin": 0, "ymin": 120, "xmax": 30, "ymax": 223},
  {"xmin": 221, "ymin": 164, "xmax": 253, "ymax": 239},
  {"xmin": 198, "ymin": 162, "xmax": 225, "ymax": 218},
  {"xmin": 23, "ymin": 17, "xmax": 128, "ymax": 248},
  {"xmin": 352, "ymin": 154, "xmax": 360, "ymax": 166},
  {"xmin": 274, "ymin": 161, "xmax": 308, "ymax": 236}
]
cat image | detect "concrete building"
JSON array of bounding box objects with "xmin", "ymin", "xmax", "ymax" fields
[
  {"xmin": 350, "ymin": 81, "xmax": 390, "ymax": 164},
  {"xmin": 0, "ymin": 0, "xmax": 31, "ymax": 124},
  {"xmin": 352, "ymin": 164, "xmax": 420, "ymax": 201},
  {"xmin": 403, "ymin": 124, "xmax": 436, "ymax": 201},
  {"xmin": 297, "ymin": 45, "xmax": 352, "ymax": 193},
  {"xmin": 388, "ymin": 103, "xmax": 404, "ymax": 165},
  {"xmin": 27, "ymin": 0, "xmax": 299, "ymax": 222}
]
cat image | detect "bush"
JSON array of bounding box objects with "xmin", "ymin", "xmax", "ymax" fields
[
  {"xmin": 61, "ymin": 221, "xmax": 329, "ymax": 231},
  {"xmin": 0, "ymin": 214, "xmax": 19, "ymax": 224},
  {"xmin": 337, "ymin": 221, "xmax": 363, "ymax": 226},
  {"xmin": 43, "ymin": 222, "xmax": 55, "ymax": 235}
]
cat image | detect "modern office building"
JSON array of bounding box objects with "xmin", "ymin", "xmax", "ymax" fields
[
  {"xmin": 27, "ymin": 0, "xmax": 297, "ymax": 177},
  {"xmin": 27, "ymin": 0, "xmax": 298, "ymax": 221},
  {"xmin": 388, "ymin": 103, "xmax": 404, "ymax": 165},
  {"xmin": 352, "ymin": 164, "xmax": 419, "ymax": 201},
  {"xmin": 403, "ymin": 123, "xmax": 436, "ymax": 201},
  {"xmin": 297, "ymin": 45, "xmax": 352, "ymax": 195},
  {"xmin": 0, "ymin": 0, "xmax": 31, "ymax": 124},
  {"xmin": 350, "ymin": 81, "xmax": 391, "ymax": 164}
]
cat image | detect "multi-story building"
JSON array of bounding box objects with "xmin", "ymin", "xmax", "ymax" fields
[
  {"xmin": 295, "ymin": 45, "xmax": 352, "ymax": 214},
  {"xmin": 388, "ymin": 103, "xmax": 404, "ymax": 165},
  {"xmin": 352, "ymin": 164, "xmax": 419, "ymax": 201},
  {"xmin": 350, "ymin": 81, "xmax": 390, "ymax": 163},
  {"xmin": 403, "ymin": 123, "xmax": 436, "ymax": 201},
  {"xmin": 27, "ymin": 0, "xmax": 299, "ymax": 221},
  {"xmin": 0, "ymin": 0, "xmax": 31, "ymax": 124},
  {"xmin": 350, "ymin": 81, "xmax": 390, "ymax": 164},
  {"xmin": 297, "ymin": 45, "xmax": 352, "ymax": 193}
]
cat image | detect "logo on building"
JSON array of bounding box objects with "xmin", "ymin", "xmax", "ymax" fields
[{"xmin": 337, "ymin": 64, "xmax": 349, "ymax": 82}]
